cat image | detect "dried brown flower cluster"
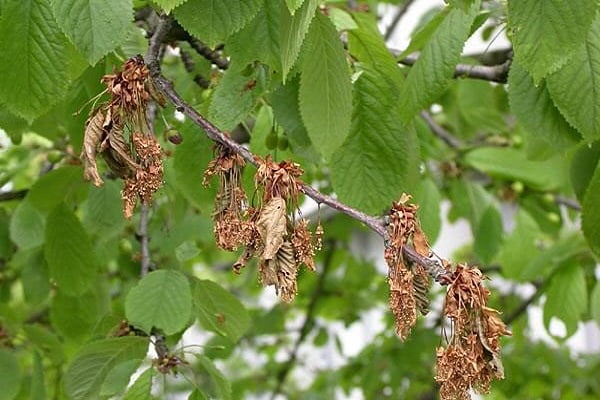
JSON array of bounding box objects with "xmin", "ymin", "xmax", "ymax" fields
[
  {"xmin": 204, "ymin": 154, "xmax": 321, "ymax": 302},
  {"xmin": 436, "ymin": 263, "xmax": 511, "ymax": 400},
  {"xmin": 81, "ymin": 56, "xmax": 165, "ymax": 218},
  {"xmin": 384, "ymin": 194, "xmax": 431, "ymax": 340}
]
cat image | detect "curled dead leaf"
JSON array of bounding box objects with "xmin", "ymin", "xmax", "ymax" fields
[
  {"xmin": 257, "ymin": 197, "xmax": 287, "ymax": 260},
  {"xmin": 81, "ymin": 109, "xmax": 107, "ymax": 187}
]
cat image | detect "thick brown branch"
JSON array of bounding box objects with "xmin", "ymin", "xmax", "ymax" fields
[{"xmin": 399, "ymin": 53, "xmax": 511, "ymax": 84}]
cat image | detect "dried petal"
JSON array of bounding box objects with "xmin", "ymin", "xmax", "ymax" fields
[{"xmin": 292, "ymin": 218, "xmax": 315, "ymax": 271}]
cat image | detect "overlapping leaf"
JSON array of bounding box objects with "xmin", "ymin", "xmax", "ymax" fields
[
  {"xmin": 51, "ymin": 0, "xmax": 132, "ymax": 65},
  {"xmin": 280, "ymin": 0, "xmax": 318, "ymax": 80},
  {"xmin": 398, "ymin": 1, "xmax": 480, "ymax": 123},
  {"xmin": 154, "ymin": 0, "xmax": 188, "ymax": 13},
  {"xmin": 547, "ymin": 15, "xmax": 600, "ymax": 141},
  {"xmin": 544, "ymin": 262, "xmax": 587, "ymax": 336},
  {"xmin": 582, "ymin": 161, "xmax": 600, "ymax": 256},
  {"xmin": 0, "ymin": 0, "xmax": 70, "ymax": 120},
  {"xmin": 299, "ymin": 12, "xmax": 352, "ymax": 160},
  {"xmin": 508, "ymin": 0, "xmax": 598, "ymax": 82},
  {"xmin": 174, "ymin": 0, "xmax": 261, "ymax": 48}
]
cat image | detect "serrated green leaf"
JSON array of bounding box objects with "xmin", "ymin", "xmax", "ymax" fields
[
  {"xmin": 456, "ymin": 79, "xmax": 505, "ymax": 134},
  {"xmin": 508, "ymin": 0, "xmax": 598, "ymax": 82},
  {"xmin": 570, "ymin": 141, "xmax": 600, "ymax": 201},
  {"xmin": 64, "ymin": 336, "xmax": 148, "ymax": 400},
  {"xmin": 174, "ymin": 0, "xmax": 261, "ymax": 48},
  {"xmin": 125, "ymin": 270, "xmax": 192, "ymax": 335},
  {"xmin": 397, "ymin": 8, "xmax": 447, "ymax": 60},
  {"xmin": 45, "ymin": 203, "xmax": 97, "ymax": 295},
  {"xmin": 299, "ymin": 12, "xmax": 352, "ymax": 160},
  {"xmin": 82, "ymin": 180, "xmax": 126, "ymax": 239},
  {"xmin": 330, "ymin": 69, "xmax": 419, "ymax": 214},
  {"xmin": 9, "ymin": 201, "xmax": 45, "ymax": 249},
  {"xmin": 448, "ymin": 179, "xmax": 492, "ymax": 227},
  {"xmin": 0, "ymin": 0, "xmax": 70, "ymax": 120},
  {"xmin": 0, "ymin": 106, "xmax": 28, "ymax": 144},
  {"xmin": 50, "ymin": 0, "xmax": 132, "ymax": 65},
  {"xmin": 591, "ymin": 283, "xmax": 600, "ymax": 325},
  {"xmin": 496, "ymin": 209, "xmax": 541, "ymax": 280},
  {"xmin": 508, "ymin": 61, "xmax": 580, "ymax": 151},
  {"xmin": 328, "ymin": 8, "xmax": 357, "ymax": 32},
  {"xmin": 27, "ymin": 166, "xmax": 86, "ymax": 214},
  {"xmin": 18, "ymin": 248, "xmax": 50, "ymax": 305},
  {"xmin": 413, "ymin": 179, "xmax": 441, "ymax": 243},
  {"xmin": 193, "ymin": 279, "xmax": 250, "ymax": 342},
  {"xmin": 463, "ymin": 147, "xmax": 568, "ymax": 191},
  {"xmin": 280, "ymin": 0, "xmax": 318, "ymax": 80},
  {"xmin": 0, "ymin": 349, "xmax": 21, "ymax": 400},
  {"xmin": 100, "ymin": 360, "xmax": 141, "ymax": 398},
  {"xmin": 543, "ymin": 262, "xmax": 587, "ymax": 337},
  {"xmin": 227, "ymin": 0, "xmax": 280, "ymax": 70},
  {"xmin": 397, "ymin": 1, "xmax": 480, "ymax": 123},
  {"xmin": 188, "ymin": 389, "xmax": 209, "ymax": 400},
  {"xmin": 547, "ymin": 15, "xmax": 600, "ymax": 141},
  {"xmin": 50, "ymin": 288, "xmax": 102, "ymax": 341},
  {"xmin": 285, "ymin": 0, "xmax": 304, "ymax": 14},
  {"xmin": 582, "ymin": 161, "xmax": 600, "ymax": 256},
  {"xmin": 473, "ymin": 205, "xmax": 502, "ymax": 264},
  {"xmin": 122, "ymin": 367, "xmax": 154, "ymax": 400},
  {"xmin": 521, "ymin": 233, "xmax": 588, "ymax": 281},
  {"xmin": 196, "ymin": 354, "xmax": 232, "ymax": 400},
  {"xmin": 209, "ymin": 65, "xmax": 260, "ymax": 130},
  {"xmin": 154, "ymin": 0, "xmax": 188, "ymax": 13}
]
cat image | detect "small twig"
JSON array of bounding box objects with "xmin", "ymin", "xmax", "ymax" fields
[
  {"xmin": 186, "ymin": 36, "xmax": 229, "ymax": 70},
  {"xmin": 384, "ymin": 0, "xmax": 415, "ymax": 40},
  {"xmin": 420, "ymin": 111, "xmax": 463, "ymax": 149},
  {"xmin": 398, "ymin": 53, "xmax": 511, "ymax": 84},
  {"xmin": 504, "ymin": 280, "xmax": 544, "ymax": 326},
  {"xmin": 0, "ymin": 189, "xmax": 27, "ymax": 202},
  {"xmin": 270, "ymin": 241, "xmax": 336, "ymax": 400},
  {"xmin": 554, "ymin": 195, "xmax": 581, "ymax": 212},
  {"xmin": 180, "ymin": 49, "xmax": 211, "ymax": 89}
]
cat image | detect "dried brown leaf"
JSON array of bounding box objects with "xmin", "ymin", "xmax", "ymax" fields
[
  {"xmin": 413, "ymin": 226, "xmax": 430, "ymax": 256},
  {"xmin": 81, "ymin": 109, "xmax": 106, "ymax": 186},
  {"xmin": 259, "ymin": 240, "xmax": 298, "ymax": 302},
  {"xmin": 257, "ymin": 197, "xmax": 287, "ymax": 260}
]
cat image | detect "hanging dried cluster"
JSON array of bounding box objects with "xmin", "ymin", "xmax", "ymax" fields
[
  {"xmin": 204, "ymin": 154, "xmax": 321, "ymax": 302},
  {"xmin": 436, "ymin": 263, "xmax": 511, "ymax": 400},
  {"xmin": 384, "ymin": 194, "xmax": 431, "ymax": 340},
  {"xmin": 81, "ymin": 56, "xmax": 165, "ymax": 218}
]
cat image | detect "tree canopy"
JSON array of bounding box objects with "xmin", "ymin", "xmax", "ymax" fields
[{"xmin": 0, "ymin": 0, "xmax": 600, "ymax": 399}]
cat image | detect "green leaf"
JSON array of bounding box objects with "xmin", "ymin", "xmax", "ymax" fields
[
  {"xmin": 508, "ymin": 61, "xmax": 580, "ymax": 151},
  {"xmin": 280, "ymin": 0, "xmax": 318, "ymax": 80},
  {"xmin": 188, "ymin": 389, "xmax": 209, "ymax": 400},
  {"xmin": 154, "ymin": 0, "xmax": 188, "ymax": 13},
  {"xmin": 45, "ymin": 203, "xmax": 97, "ymax": 295},
  {"xmin": 463, "ymin": 147, "xmax": 568, "ymax": 191},
  {"xmin": 448, "ymin": 178, "xmax": 492, "ymax": 227},
  {"xmin": 591, "ymin": 283, "xmax": 600, "ymax": 325},
  {"xmin": 582, "ymin": 161, "xmax": 600, "ymax": 256},
  {"xmin": 299, "ymin": 12, "xmax": 352, "ymax": 160},
  {"xmin": 330, "ymin": 69, "xmax": 419, "ymax": 215},
  {"xmin": 285, "ymin": 0, "xmax": 304, "ymax": 14},
  {"xmin": 521, "ymin": 233, "xmax": 588, "ymax": 281},
  {"xmin": 227, "ymin": 0, "xmax": 281, "ymax": 70},
  {"xmin": 570, "ymin": 141, "xmax": 600, "ymax": 201},
  {"xmin": 508, "ymin": 0, "xmax": 598, "ymax": 82},
  {"xmin": 196, "ymin": 354, "xmax": 232, "ymax": 400},
  {"xmin": 125, "ymin": 269, "xmax": 192, "ymax": 335},
  {"xmin": 27, "ymin": 166, "xmax": 86, "ymax": 214},
  {"xmin": 208, "ymin": 64, "xmax": 260, "ymax": 130},
  {"xmin": 193, "ymin": 279, "xmax": 251, "ymax": 342},
  {"xmin": 473, "ymin": 205, "xmax": 503, "ymax": 264},
  {"xmin": 456, "ymin": 79, "xmax": 506, "ymax": 135},
  {"xmin": 50, "ymin": 288, "xmax": 103, "ymax": 341},
  {"xmin": 496, "ymin": 209, "xmax": 541, "ymax": 280},
  {"xmin": 328, "ymin": 7, "xmax": 357, "ymax": 32},
  {"xmin": 543, "ymin": 262, "xmax": 587, "ymax": 337},
  {"xmin": 0, "ymin": 0, "xmax": 70, "ymax": 120},
  {"xmin": 23, "ymin": 324, "xmax": 65, "ymax": 365},
  {"xmin": 82, "ymin": 180, "xmax": 126, "ymax": 239},
  {"xmin": 122, "ymin": 367, "xmax": 154, "ymax": 400},
  {"xmin": 413, "ymin": 179, "xmax": 441, "ymax": 243},
  {"xmin": 0, "ymin": 349, "xmax": 21, "ymax": 400},
  {"xmin": 31, "ymin": 352, "xmax": 46, "ymax": 400},
  {"xmin": 547, "ymin": 15, "xmax": 600, "ymax": 141},
  {"xmin": 15, "ymin": 248, "xmax": 51, "ymax": 305},
  {"xmin": 9, "ymin": 201, "xmax": 45, "ymax": 249},
  {"xmin": 174, "ymin": 0, "xmax": 261, "ymax": 48},
  {"xmin": 397, "ymin": 8, "xmax": 447, "ymax": 60},
  {"xmin": 397, "ymin": 1, "xmax": 480, "ymax": 123},
  {"xmin": 100, "ymin": 360, "xmax": 141, "ymax": 398},
  {"xmin": 64, "ymin": 336, "xmax": 148, "ymax": 400},
  {"xmin": 50, "ymin": 0, "xmax": 132, "ymax": 65}
]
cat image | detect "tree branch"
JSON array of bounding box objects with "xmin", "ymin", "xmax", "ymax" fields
[
  {"xmin": 270, "ymin": 240, "xmax": 336, "ymax": 400},
  {"xmin": 504, "ymin": 280, "xmax": 545, "ymax": 326},
  {"xmin": 398, "ymin": 53, "xmax": 511, "ymax": 84},
  {"xmin": 553, "ymin": 195, "xmax": 581, "ymax": 212},
  {"xmin": 0, "ymin": 189, "xmax": 27, "ymax": 202},
  {"xmin": 420, "ymin": 111, "xmax": 463, "ymax": 148},
  {"xmin": 145, "ymin": 15, "xmax": 453, "ymax": 285},
  {"xmin": 384, "ymin": 0, "xmax": 415, "ymax": 40}
]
